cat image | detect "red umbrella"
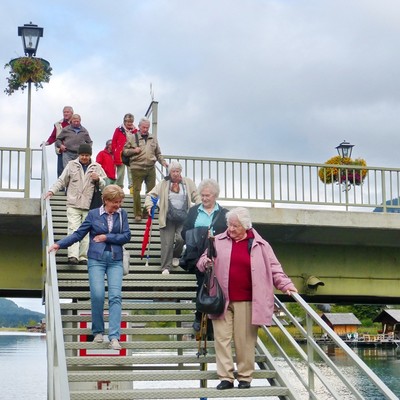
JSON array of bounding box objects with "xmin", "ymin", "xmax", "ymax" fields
[{"xmin": 141, "ymin": 197, "xmax": 158, "ymax": 263}]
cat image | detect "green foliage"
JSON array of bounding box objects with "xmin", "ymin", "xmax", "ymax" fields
[
  {"xmin": 4, "ymin": 56, "xmax": 52, "ymax": 95},
  {"xmin": 330, "ymin": 304, "xmax": 383, "ymax": 321}
]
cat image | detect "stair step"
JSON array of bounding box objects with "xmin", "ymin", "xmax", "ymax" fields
[
  {"xmin": 59, "ymin": 291, "xmax": 196, "ymax": 299},
  {"xmin": 66, "ymin": 354, "xmax": 268, "ymax": 366},
  {"xmin": 59, "ymin": 280, "xmax": 197, "ymax": 289},
  {"xmin": 60, "ymin": 302, "xmax": 196, "ymax": 311},
  {"xmin": 63, "ymin": 327, "xmax": 197, "ymax": 336},
  {"xmin": 65, "ymin": 341, "xmax": 209, "ymax": 350},
  {"xmin": 62, "ymin": 314, "xmax": 194, "ymax": 323},
  {"xmin": 67, "ymin": 369, "xmax": 276, "ymax": 381},
  {"xmin": 58, "ymin": 273, "xmax": 193, "ymax": 280},
  {"xmin": 69, "ymin": 386, "xmax": 290, "ymax": 400}
]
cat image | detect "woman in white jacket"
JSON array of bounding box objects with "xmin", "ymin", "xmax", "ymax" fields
[{"xmin": 145, "ymin": 161, "xmax": 200, "ymax": 274}]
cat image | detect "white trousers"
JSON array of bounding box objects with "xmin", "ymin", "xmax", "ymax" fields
[{"xmin": 66, "ymin": 207, "xmax": 89, "ymax": 260}]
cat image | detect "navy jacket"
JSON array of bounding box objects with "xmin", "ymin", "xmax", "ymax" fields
[{"xmin": 57, "ymin": 208, "xmax": 131, "ymax": 261}]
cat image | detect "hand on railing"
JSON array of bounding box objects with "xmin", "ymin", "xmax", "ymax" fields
[
  {"xmin": 48, "ymin": 243, "xmax": 60, "ymax": 253},
  {"xmin": 44, "ymin": 191, "xmax": 54, "ymax": 199},
  {"xmin": 285, "ymin": 286, "xmax": 298, "ymax": 296}
]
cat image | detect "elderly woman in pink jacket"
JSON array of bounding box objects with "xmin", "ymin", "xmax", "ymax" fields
[{"xmin": 197, "ymin": 207, "xmax": 297, "ymax": 390}]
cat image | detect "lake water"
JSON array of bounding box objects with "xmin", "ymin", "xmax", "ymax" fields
[
  {"xmin": 0, "ymin": 332, "xmax": 47, "ymax": 400},
  {"xmin": 1, "ymin": 332, "xmax": 399, "ymax": 399}
]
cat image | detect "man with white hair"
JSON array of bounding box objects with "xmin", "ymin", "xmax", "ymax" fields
[
  {"xmin": 43, "ymin": 105, "xmax": 74, "ymax": 177},
  {"xmin": 123, "ymin": 117, "xmax": 168, "ymax": 221},
  {"xmin": 145, "ymin": 161, "xmax": 200, "ymax": 274}
]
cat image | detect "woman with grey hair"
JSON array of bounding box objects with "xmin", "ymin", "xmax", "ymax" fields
[
  {"xmin": 197, "ymin": 207, "xmax": 297, "ymax": 390},
  {"xmin": 145, "ymin": 161, "xmax": 200, "ymax": 274},
  {"xmin": 180, "ymin": 178, "xmax": 229, "ymax": 331}
]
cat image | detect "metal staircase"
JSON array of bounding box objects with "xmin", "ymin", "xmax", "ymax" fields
[{"xmin": 49, "ymin": 192, "xmax": 297, "ymax": 400}]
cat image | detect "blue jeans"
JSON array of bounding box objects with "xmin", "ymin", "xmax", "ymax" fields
[{"xmin": 88, "ymin": 251, "xmax": 123, "ymax": 340}]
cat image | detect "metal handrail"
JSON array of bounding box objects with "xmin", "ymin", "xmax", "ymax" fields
[
  {"xmin": 260, "ymin": 293, "xmax": 398, "ymax": 399},
  {"xmin": 40, "ymin": 144, "xmax": 70, "ymax": 400},
  {"xmin": 157, "ymin": 155, "xmax": 400, "ymax": 212},
  {"xmin": 2, "ymin": 143, "xmax": 400, "ymax": 213}
]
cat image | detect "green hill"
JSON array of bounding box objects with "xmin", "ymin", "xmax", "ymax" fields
[{"xmin": 0, "ymin": 298, "xmax": 45, "ymax": 327}]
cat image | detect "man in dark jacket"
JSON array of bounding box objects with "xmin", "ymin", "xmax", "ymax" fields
[{"xmin": 56, "ymin": 114, "xmax": 92, "ymax": 169}]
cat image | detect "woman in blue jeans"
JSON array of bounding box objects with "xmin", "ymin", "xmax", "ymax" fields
[{"xmin": 48, "ymin": 184, "xmax": 131, "ymax": 350}]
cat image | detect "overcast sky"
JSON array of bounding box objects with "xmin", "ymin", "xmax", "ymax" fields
[{"xmin": 3, "ymin": 0, "xmax": 400, "ymax": 312}]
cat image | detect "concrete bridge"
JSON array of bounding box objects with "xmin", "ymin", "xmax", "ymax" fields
[{"xmin": 1, "ymin": 149, "xmax": 400, "ymax": 305}]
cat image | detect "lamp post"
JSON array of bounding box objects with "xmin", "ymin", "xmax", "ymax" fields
[
  {"xmin": 335, "ymin": 140, "xmax": 354, "ymax": 159},
  {"xmin": 17, "ymin": 22, "xmax": 44, "ymax": 198}
]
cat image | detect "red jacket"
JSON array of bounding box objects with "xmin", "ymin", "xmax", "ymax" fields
[
  {"xmin": 96, "ymin": 149, "xmax": 116, "ymax": 180},
  {"xmin": 111, "ymin": 126, "xmax": 137, "ymax": 166}
]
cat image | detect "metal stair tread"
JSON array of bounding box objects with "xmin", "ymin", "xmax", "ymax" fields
[
  {"xmin": 59, "ymin": 280, "xmax": 197, "ymax": 288},
  {"xmin": 62, "ymin": 314, "xmax": 195, "ymax": 322},
  {"xmin": 60, "ymin": 302, "xmax": 196, "ymax": 310},
  {"xmin": 69, "ymin": 386, "xmax": 290, "ymax": 399},
  {"xmin": 59, "ymin": 291, "xmax": 196, "ymax": 298},
  {"xmin": 66, "ymin": 354, "xmax": 268, "ymax": 366},
  {"xmin": 67, "ymin": 369, "xmax": 277, "ymax": 381},
  {"xmin": 64, "ymin": 327, "xmax": 199, "ymax": 335},
  {"xmin": 65, "ymin": 341, "xmax": 211, "ymax": 350},
  {"xmin": 58, "ymin": 273, "xmax": 193, "ymax": 280}
]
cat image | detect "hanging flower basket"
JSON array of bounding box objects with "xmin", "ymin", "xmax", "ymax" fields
[
  {"xmin": 318, "ymin": 156, "xmax": 368, "ymax": 186},
  {"xmin": 4, "ymin": 56, "xmax": 52, "ymax": 95}
]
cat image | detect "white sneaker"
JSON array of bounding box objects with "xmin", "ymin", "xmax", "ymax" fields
[
  {"xmin": 109, "ymin": 338, "xmax": 121, "ymax": 350},
  {"xmin": 172, "ymin": 258, "xmax": 180, "ymax": 267},
  {"xmin": 93, "ymin": 334, "xmax": 103, "ymax": 343},
  {"xmin": 162, "ymin": 269, "xmax": 170, "ymax": 275}
]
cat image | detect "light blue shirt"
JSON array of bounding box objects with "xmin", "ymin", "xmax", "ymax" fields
[{"xmin": 195, "ymin": 203, "xmax": 220, "ymax": 235}]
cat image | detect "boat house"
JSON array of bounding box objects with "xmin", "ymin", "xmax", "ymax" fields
[
  {"xmin": 373, "ymin": 309, "xmax": 400, "ymax": 339},
  {"xmin": 321, "ymin": 313, "xmax": 361, "ymax": 337}
]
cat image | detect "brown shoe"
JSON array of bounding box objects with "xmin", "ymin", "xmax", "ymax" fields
[{"xmin": 135, "ymin": 215, "xmax": 142, "ymax": 222}]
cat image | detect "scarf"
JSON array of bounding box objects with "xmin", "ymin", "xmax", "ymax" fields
[{"xmin": 170, "ymin": 176, "xmax": 182, "ymax": 193}]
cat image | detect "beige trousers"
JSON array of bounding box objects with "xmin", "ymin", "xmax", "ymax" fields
[
  {"xmin": 66, "ymin": 207, "xmax": 89, "ymax": 260},
  {"xmin": 212, "ymin": 301, "xmax": 259, "ymax": 383}
]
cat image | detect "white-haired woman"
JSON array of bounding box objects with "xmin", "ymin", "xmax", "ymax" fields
[
  {"xmin": 197, "ymin": 207, "xmax": 297, "ymax": 390},
  {"xmin": 180, "ymin": 178, "xmax": 229, "ymax": 331},
  {"xmin": 145, "ymin": 161, "xmax": 200, "ymax": 274}
]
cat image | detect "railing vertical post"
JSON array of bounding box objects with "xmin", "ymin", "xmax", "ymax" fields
[
  {"xmin": 306, "ymin": 313, "xmax": 315, "ymax": 394},
  {"xmin": 381, "ymin": 170, "xmax": 387, "ymax": 212},
  {"xmin": 24, "ymin": 81, "xmax": 32, "ymax": 198},
  {"xmin": 270, "ymin": 164, "xmax": 275, "ymax": 208},
  {"xmin": 151, "ymin": 101, "xmax": 158, "ymax": 139}
]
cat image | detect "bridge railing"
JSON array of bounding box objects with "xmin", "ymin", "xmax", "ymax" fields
[
  {"xmin": 1, "ymin": 144, "xmax": 400, "ymax": 212},
  {"xmin": 0, "ymin": 147, "xmax": 41, "ymax": 195},
  {"xmin": 159, "ymin": 156, "xmax": 400, "ymax": 212},
  {"xmin": 262, "ymin": 293, "xmax": 398, "ymax": 399}
]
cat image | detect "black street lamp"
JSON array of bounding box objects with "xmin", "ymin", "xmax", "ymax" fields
[
  {"xmin": 336, "ymin": 140, "xmax": 354, "ymax": 159},
  {"xmin": 17, "ymin": 22, "xmax": 44, "ymax": 198},
  {"xmin": 18, "ymin": 22, "xmax": 43, "ymax": 57}
]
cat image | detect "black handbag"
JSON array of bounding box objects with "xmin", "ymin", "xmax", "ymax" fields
[
  {"xmin": 90, "ymin": 182, "xmax": 103, "ymax": 209},
  {"xmin": 196, "ymin": 266, "xmax": 225, "ymax": 315},
  {"xmin": 121, "ymin": 152, "xmax": 131, "ymax": 166}
]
